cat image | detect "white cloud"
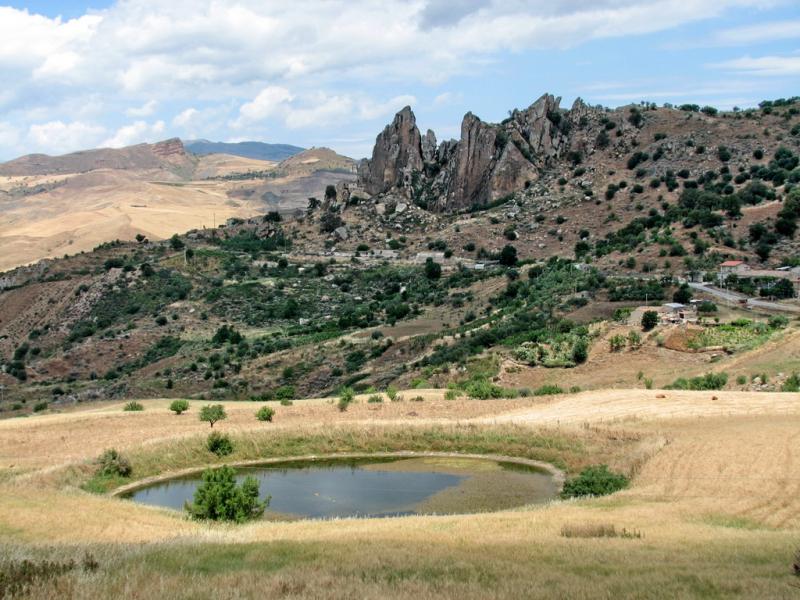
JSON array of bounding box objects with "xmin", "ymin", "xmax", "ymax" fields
[
  {"xmin": 358, "ymin": 95, "xmax": 417, "ymax": 120},
  {"xmin": 26, "ymin": 120, "xmax": 106, "ymax": 154},
  {"xmin": 0, "ymin": 7, "xmax": 100, "ymax": 67},
  {"xmin": 172, "ymin": 107, "xmax": 199, "ymax": 128},
  {"xmin": 711, "ymin": 54, "xmax": 800, "ymax": 76},
  {"xmin": 32, "ymin": 51, "xmax": 82, "ymax": 79},
  {"xmin": 233, "ymin": 88, "xmax": 416, "ymax": 130},
  {"xmin": 0, "ymin": 1, "xmax": 794, "ymax": 156},
  {"xmin": 433, "ymin": 91, "xmax": 463, "ymax": 106},
  {"xmin": 234, "ymin": 86, "xmax": 294, "ymax": 128},
  {"xmin": 126, "ymin": 100, "xmax": 158, "ymax": 117},
  {"xmin": 0, "ymin": 122, "xmax": 21, "ymax": 150},
  {"xmin": 102, "ymin": 120, "xmax": 166, "ymax": 148},
  {"xmin": 708, "ymin": 20, "xmax": 800, "ymax": 46}
]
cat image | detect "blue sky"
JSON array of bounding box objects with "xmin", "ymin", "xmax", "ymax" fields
[{"xmin": 0, "ymin": 0, "xmax": 798, "ymax": 160}]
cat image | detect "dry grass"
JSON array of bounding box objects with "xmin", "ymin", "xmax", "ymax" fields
[
  {"xmin": 2, "ymin": 388, "xmax": 800, "ymax": 597},
  {"xmin": 559, "ymin": 522, "xmax": 642, "ymax": 539},
  {"xmin": 0, "ymin": 394, "xmax": 538, "ymax": 470}
]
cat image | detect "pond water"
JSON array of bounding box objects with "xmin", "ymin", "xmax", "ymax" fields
[{"xmin": 125, "ymin": 456, "xmax": 558, "ymax": 520}]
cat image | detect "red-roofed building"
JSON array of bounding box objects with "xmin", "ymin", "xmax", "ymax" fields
[{"xmin": 719, "ymin": 260, "xmax": 749, "ymax": 280}]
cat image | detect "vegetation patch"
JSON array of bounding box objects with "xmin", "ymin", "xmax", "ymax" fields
[
  {"xmin": 560, "ymin": 523, "xmax": 642, "ymax": 539},
  {"xmin": 666, "ymin": 372, "xmax": 728, "ymax": 391},
  {"xmin": 687, "ymin": 320, "xmax": 780, "ymax": 353},
  {"xmin": 561, "ymin": 465, "xmax": 629, "ymax": 498}
]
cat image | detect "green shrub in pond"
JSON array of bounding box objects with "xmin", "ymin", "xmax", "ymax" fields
[
  {"xmin": 123, "ymin": 401, "xmax": 144, "ymax": 412},
  {"xmin": 185, "ymin": 466, "xmax": 267, "ymax": 523},
  {"xmin": 169, "ymin": 399, "xmax": 189, "ymax": 415},
  {"xmin": 561, "ymin": 465, "xmax": 629, "ymax": 498},
  {"xmin": 255, "ymin": 406, "xmax": 275, "ymax": 422},
  {"xmin": 206, "ymin": 431, "xmax": 234, "ymax": 457}
]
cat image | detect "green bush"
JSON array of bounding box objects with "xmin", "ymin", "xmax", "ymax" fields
[
  {"xmin": 641, "ymin": 310, "xmax": 658, "ymax": 331},
  {"xmin": 769, "ymin": 315, "xmax": 789, "ymax": 329},
  {"xmin": 781, "ymin": 373, "xmax": 800, "ymax": 392},
  {"xmin": 561, "ymin": 465, "xmax": 629, "ymax": 498},
  {"xmin": 199, "ymin": 404, "xmax": 227, "ymax": 428},
  {"xmin": 97, "ymin": 448, "xmax": 132, "ymax": 478},
  {"xmin": 123, "ymin": 401, "xmax": 144, "ymax": 412},
  {"xmin": 667, "ymin": 372, "xmax": 728, "ymax": 390},
  {"xmin": 533, "ymin": 384, "xmax": 564, "ymax": 396},
  {"xmin": 367, "ymin": 394, "xmax": 384, "ymax": 403},
  {"xmin": 338, "ymin": 387, "xmax": 355, "ymax": 412},
  {"xmin": 185, "ymin": 466, "xmax": 267, "ymax": 523},
  {"xmin": 206, "ymin": 431, "xmax": 234, "ymax": 456},
  {"xmin": 609, "ymin": 334, "xmax": 626, "ymax": 352},
  {"xmin": 386, "ymin": 385, "xmax": 399, "ymax": 401},
  {"xmin": 463, "ymin": 379, "xmax": 516, "ymax": 400},
  {"xmin": 169, "ymin": 399, "xmax": 189, "ymax": 415},
  {"xmin": 255, "ymin": 406, "xmax": 275, "ymax": 422}
]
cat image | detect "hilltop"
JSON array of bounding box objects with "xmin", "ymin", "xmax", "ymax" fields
[{"xmin": 184, "ymin": 139, "xmax": 305, "ymax": 161}]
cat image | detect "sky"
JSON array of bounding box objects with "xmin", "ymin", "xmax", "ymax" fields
[{"xmin": 0, "ymin": 0, "xmax": 798, "ymax": 161}]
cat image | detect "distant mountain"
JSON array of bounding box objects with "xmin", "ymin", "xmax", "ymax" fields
[
  {"xmin": 184, "ymin": 140, "xmax": 305, "ymax": 161},
  {"xmin": 0, "ymin": 138, "xmax": 192, "ymax": 177}
]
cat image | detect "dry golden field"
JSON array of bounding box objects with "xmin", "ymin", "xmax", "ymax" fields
[{"xmin": 1, "ymin": 389, "xmax": 799, "ymax": 598}]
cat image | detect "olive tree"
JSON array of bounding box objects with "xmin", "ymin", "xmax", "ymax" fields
[{"xmin": 199, "ymin": 404, "xmax": 227, "ymax": 428}]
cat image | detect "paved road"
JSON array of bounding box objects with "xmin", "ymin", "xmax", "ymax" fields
[{"xmin": 689, "ymin": 282, "xmax": 800, "ymax": 313}]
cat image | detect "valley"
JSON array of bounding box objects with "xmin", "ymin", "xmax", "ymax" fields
[{"xmin": 1, "ymin": 94, "xmax": 799, "ymax": 599}]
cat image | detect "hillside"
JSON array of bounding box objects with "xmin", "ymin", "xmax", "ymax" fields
[
  {"xmin": 0, "ymin": 94, "xmax": 799, "ymax": 413},
  {"xmin": 0, "ymin": 141, "xmax": 356, "ymax": 270},
  {"xmin": 0, "ymin": 138, "xmax": 194, "ymax": 177},
  {"xmin": 184, "ymin": 139, "xmax": 305, "ymax": 161}
]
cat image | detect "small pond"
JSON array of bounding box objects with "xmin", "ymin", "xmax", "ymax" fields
[{"xmin": 125, "ymin": 456, "xmax": 558, "ymax": 520}]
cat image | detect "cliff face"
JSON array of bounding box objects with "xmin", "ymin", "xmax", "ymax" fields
[
  {"xmin": 358, "ymin": 106, "xmax": 424, "ymax": 195},
  {"xmin": 358, "ymin": 93, "xmax": 592, "ymax": 211}
]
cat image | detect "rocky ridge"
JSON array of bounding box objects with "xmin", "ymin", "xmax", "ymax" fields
[{"xmin": 358, "ymin": 94, "xmax": 604, "ymax": 212}]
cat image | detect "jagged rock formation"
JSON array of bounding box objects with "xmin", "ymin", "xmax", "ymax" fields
[
  {"xmin": 358, "ymin": 106, "xmax": 424, "ymax": 195},
  {"xmin": 358, "ymin": 93, "xmax": 601, "ymax": 212}
]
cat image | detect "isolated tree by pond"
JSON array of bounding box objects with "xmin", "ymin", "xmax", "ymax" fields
[
  {"xmin": 199, "ymin": 404, "xmax": 227, "ymax": 428},
  {"xmin": 185, "ymin": 466, "xmax": 267, "ymax": 523}
]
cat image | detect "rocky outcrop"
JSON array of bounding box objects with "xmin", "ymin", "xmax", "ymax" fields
[
  {"xmin": 358, "ymin": 106, "xmax": 424, "ymax": 195},
  {"xmin": 442, "ymin": 112, "xmax": 498, "ymax": 209},
  {"xmin": 357, "ymin": 94, "xmax": 601, "ymax": 212}
]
